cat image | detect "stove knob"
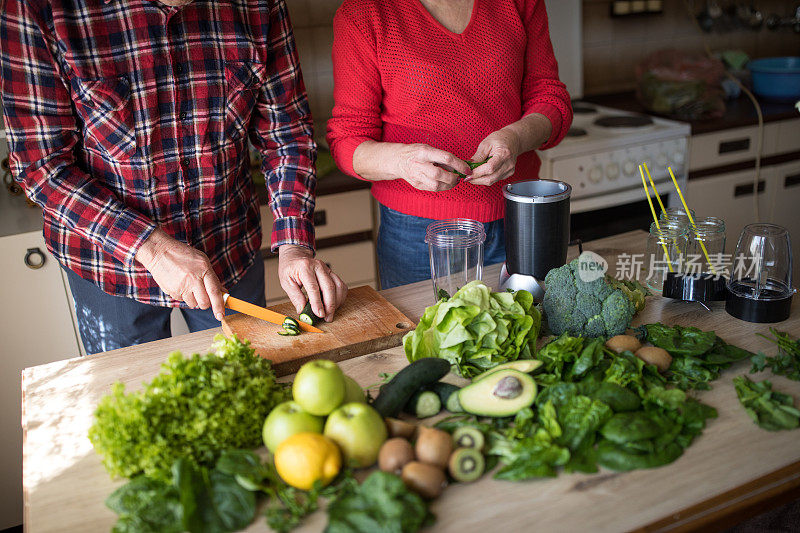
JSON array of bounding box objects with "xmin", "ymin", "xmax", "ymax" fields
[
  {"xmin": 588, "ymin": 165, "xmax": 603, "ymax": 183},
  {"xmin": 606, "ymin": 162, "xmax": 620, "ymax": 180},
  {"xmin": 623, "ymin": 160, "xmax": 636, "ymax": 177},
  {"xmin": 656, "ymin": 153, "xmax": 668, "ymax": 167}
]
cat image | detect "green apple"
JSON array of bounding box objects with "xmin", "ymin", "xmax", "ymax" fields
[
  {"xmin": 292, "ymin": 359, "xmax": 346, "ymax": 416},
  {"xmin": 323, "ymin": 402, "xmax": 387, "ymax": 468},
  {"xmin": 262, "ymin": 401, "xmax": 324, "ymax": 453},
  {"xmin": 342, "ymin": 375, "xmax": 366, "ymax": 404}
]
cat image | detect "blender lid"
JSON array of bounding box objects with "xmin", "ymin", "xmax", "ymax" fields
[{"xmin": 503, "ymin": 179, "xmax": 572, "ymax": 204}]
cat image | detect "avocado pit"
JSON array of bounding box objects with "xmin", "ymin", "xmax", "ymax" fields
[{"xmin": 493, "ymin": 376, "xmax": 523, "ymax": 399}]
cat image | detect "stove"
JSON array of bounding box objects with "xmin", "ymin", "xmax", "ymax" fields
[{"xmin": 537, "ymin": 103, "xmax": 691, "ymax": 215}]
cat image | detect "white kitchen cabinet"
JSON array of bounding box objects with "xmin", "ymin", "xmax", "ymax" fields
[
  {"xmin": 0, "ymin": 231, "xmax": 81, "ymax": 529},
  {"xmin": 765, "ymin": 160, "xmax": 800, "ymax": 283},
  {"xmin": 686, "ymin": 168, "xmax": 776, "ymax": 256}
]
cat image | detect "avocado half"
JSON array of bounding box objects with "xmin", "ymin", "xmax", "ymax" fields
[
  {"xmin": 472, "ymin": 360, "xmax": 543, "ymax": 382},
  {"xmin": 458, "ymin": 369, "xmax": 537, "ymax": 417}
]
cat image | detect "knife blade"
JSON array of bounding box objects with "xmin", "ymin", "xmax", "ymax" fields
[{"xmin": 223, "ymin": 294, "xmax": 324, "ymax": 333}]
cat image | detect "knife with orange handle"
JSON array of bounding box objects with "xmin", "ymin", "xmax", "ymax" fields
[{"xmin": 223, "ymin": 294, "xmax": 324, "ymax": 333}]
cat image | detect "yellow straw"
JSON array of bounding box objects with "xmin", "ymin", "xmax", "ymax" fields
[
  {"xmin": 667, "ymin": 167, "xmax": 716, "ymax": 275},
  {"xmin": 643, "ymin": 163, "xmax": 667, "ymax": 215},
  {"xmin": 640, "ymin": 165, "xmax": 674, "ymax": 273}
]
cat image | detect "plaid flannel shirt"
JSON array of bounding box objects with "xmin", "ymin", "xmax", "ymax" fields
[{"xmin": 0, "ymin": 0, "xmax": 316, "ymax": 306}]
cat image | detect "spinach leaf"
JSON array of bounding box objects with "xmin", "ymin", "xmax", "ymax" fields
[
  {"xmin": 641, "ymin": 323, "xmax": 717, "ymax": 357},
  {"xmin": 596, "ymin": 440, "xmax": 683, "ymax": 471},
  {"xmin": 666, "ymin": 356, "xmax": 719, "ymax": 391},
  {"xmin": 173, "ymin": 457, "xmax": 257, "ymax": 533},
  {"xmin": 106, "ymin": 476, "xmax": 182, "ymax": 533},
  {"xmin": 588, "ymin": 382, "xmax": 641, "ymax": 412},
  {"xmin": 704, "ymin": 337, "xmax": 755, "ymax": 365},
  {"xmin": 325, "ymin": 471, "xmax": 434, "ymax": 533},
  {"xmin": 733, "ymin": 375, "xmax": 800, "ymax": 431}
]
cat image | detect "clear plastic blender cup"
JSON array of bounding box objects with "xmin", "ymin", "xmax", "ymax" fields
[{"xmin": 425, "ymin": 219, "xmax": 486, "ymax": 302}]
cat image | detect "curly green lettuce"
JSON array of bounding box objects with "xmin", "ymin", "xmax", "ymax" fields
[{"xmin": 89, "ymin": 335, "xmax": 289, "ymax": 481}]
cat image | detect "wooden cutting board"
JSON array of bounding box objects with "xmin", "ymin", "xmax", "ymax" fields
[{"xmin": 221, "ymin": 285, "xmax": 417, "ymax": 375}]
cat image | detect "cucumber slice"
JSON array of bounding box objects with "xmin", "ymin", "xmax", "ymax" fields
[
  {"xmin": 429, "ymin": 382, "xmax": 462, "ymax": 413},
  {"xmin": 277, "ymin": 328, "xmax": 300, "ymax": 336},
  {"xmin": 403, "ymin": 390, "xmax": 441, "ymax": 419},
  {"xmin": 283, "ymin": 316, "xmax": 301, "ymax": 329},
  {"xmin": 299, "ymin": 302, "xmax": 323, "ymax": 326}
]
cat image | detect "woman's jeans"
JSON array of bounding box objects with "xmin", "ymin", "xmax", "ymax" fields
[{"xmin": 376, "ymin": 204, "xmax": 505, "ymax": 289}]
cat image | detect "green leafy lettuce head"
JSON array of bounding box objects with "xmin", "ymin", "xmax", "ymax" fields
[{"xmin": 88, "ymin": 334, "xmax": 290, "ymax": 481}]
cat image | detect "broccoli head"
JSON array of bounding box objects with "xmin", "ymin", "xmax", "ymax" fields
[{"xmin": 542, "ymin": 259, "xmax": 649, "ymax": 338}]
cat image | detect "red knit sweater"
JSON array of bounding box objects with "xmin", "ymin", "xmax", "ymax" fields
[{"xmin": 326, "ymin": 0, "xmax": 573, "ymax": 222}]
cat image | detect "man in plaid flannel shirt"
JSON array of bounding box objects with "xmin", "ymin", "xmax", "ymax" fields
[{"xmin": 0, "ymin": 0, "xmax": 347, "ymax": 353}]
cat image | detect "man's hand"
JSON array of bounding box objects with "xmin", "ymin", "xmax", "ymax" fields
[
  {"xmin": 278, "ymin": 244, "xmax": 347, "ymax": 322},
  {"xmin": 135, "ymin": 228, "xmax": 227, "ymax": 320}
]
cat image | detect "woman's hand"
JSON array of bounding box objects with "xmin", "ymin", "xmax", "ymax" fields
[
  {"xmin": 278, "ymin": 244, "xmax": 348, "ymax": 322},
  {"xmin": 135, "ymin": 228, "xmax": 227, "ymax": 320},
  {"xmin": 467, "ymin": 114, "xmax": 553, "ymax": 186},
  {"xmin": 466, "ymin": 129, "xmax": 522, "ymax": 186},
  {"xmin": 352, "ymin": 140, "xmax": 472, "ymax": 192}
]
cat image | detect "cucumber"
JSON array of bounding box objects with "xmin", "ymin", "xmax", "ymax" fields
[
  {"xmin": 299, "ymin": 302, "xmax": 323, "ymax": 326},
  {"xmin": 429, "ymin": 382, "xmax": 462, "ymax": 413},
  {"xmin": 371, "ymin": 358, "xmax": 451, "ymax": 417},
  {"xmin": 277, "ymin": 328, "xmax": 299, "ymax": 336},
  {"xmin": 404, "ymin": 390, "xmax": 441, "ymax": 418}
]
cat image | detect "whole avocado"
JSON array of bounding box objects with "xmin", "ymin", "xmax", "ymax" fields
[{"xmin": 542, "ymin": 259, "xmax": 649, "ymax": 338}]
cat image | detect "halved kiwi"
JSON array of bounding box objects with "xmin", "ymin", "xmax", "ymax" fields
[
  {"xmin": 448, "ymin": 447, "xmax": 485, "ymax": 483},
  {"xmin": 452, "ymin": 426, "xmax": 485, "ymax": 451}
]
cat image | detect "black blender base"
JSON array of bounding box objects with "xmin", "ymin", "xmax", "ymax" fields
[{"xmin": 725, "ymin": 291, "xmax": 793, "ymax": 323}]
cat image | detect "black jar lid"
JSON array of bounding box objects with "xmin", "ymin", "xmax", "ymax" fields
[{"xmin": 662, "ymin": 272, "xmax": 728, "ymax": 302}]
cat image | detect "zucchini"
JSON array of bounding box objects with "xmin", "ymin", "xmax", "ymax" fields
[
  {"xmin": 299, "ymin": 302, "xmax": 323, "ymax": 326},
  {"xmin": 404, "ymin": 390, "xmax": 441, "ymax": 418},
  {"xmin": 283, "ymin": 316, "xmax": 301, "ymax": 329},
  {"xmin": 371, "ymin": 358, "xmax": 451, "ymax": 417},
  {"xmin": 277, "ymin": 328, "xmax": 299, "ymax": 336},
  {"xmin": 429, "ymin": 382, "xmax": 462, "ymax": 413}
]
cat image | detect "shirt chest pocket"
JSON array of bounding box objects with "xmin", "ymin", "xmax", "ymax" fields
[
  {"xmin": 71, "ymin": 76, "xmax": 140, "ymax": 160},
  {"xmin": 224, "ymin": 61, "xmax": 267, "ymax": 142}
]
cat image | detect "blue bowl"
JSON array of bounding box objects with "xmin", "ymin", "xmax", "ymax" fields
[{"xmin": 748, "ymin": 57, "xmax": 800, "ymax": 102}]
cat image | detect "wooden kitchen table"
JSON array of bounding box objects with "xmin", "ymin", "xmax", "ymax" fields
[{"xmin": 22, "ymin": 230, "xmax": 800, "ymax": 532}]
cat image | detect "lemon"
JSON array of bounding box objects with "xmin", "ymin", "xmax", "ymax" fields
[{"xmin": 274, "ymin": 432, "xmax": 342, "ymax": 490}]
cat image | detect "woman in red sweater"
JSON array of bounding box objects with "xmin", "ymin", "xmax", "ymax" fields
[{"xmin": 327, "ymin": 0, "xmax": 572, "ymax": 289}]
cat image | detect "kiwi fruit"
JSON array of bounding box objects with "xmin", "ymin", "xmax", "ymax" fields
[
  {"xmin": 415, "ymin": 426, "xmax": 453, "ymax": 469},
  {"xmin": 378, "ymin": 438, "xmax": 415, "ymax": 474},
  {"xmin": 401, "ymin": 461, "xmax": 446, "ymax": 499},
  {"xmin": 448, "ymin": 447, "xmax": 485, "ymax": 482},
  {"xmin": 452, "ymin": 426, "xmax": 485, "ymax": 451}
]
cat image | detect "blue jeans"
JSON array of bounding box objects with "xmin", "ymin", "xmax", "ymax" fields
[
  {"xmin": 377, "ymin": 204, "xmax": 506, "ymax": 289},
  {"xmin": 65, "ymin": 257, "xmax": 265, "ymax": 355}
]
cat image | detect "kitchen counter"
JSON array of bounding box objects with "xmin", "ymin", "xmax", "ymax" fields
[
  {"xmin": 22, "ymin": 230, "xmax": 800, "ymax": 532},
  {"xmin": 583, "ymin": 91, "xmax": 798, "ymax": 136}
]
